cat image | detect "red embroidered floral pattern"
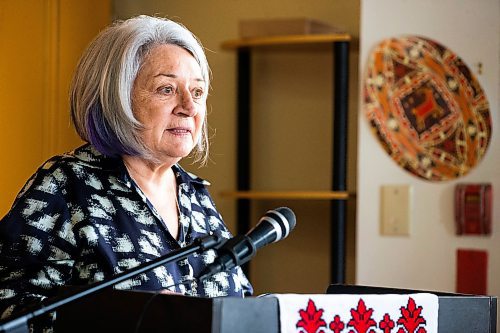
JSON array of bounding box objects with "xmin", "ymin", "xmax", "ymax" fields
[
  {"xmin": 329, "ymin": 315, "xmax": 345, "ymax": 333},
  {"xmin": 293, "ymin": 297, "xmax": 431, "ymax": 333},
  {"xmin": 396, "ymin": 297, "xmax": 427, "ymax": 333},
  {"xmin": 296, "ymin": 299, "xmax": 327, "ymax": 333},
  {"xmin": 347, "ymin": 299, "xmax": 377, "ymax": 333},
  {"xmin": 379, "ymin": 313, "xmax": 395, "ymax": 333}
]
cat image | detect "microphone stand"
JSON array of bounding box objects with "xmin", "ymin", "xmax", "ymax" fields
[{"xmin": 0, "ymin": 235, "xmax": 220, "ymax": 333}]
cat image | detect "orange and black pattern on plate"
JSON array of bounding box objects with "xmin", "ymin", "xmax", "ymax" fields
[{"xmin": 363, "ymin": 36, "xmax": 491, "ymax": 181}]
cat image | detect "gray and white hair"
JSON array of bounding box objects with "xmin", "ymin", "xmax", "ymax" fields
[{"xmin": 70, "ymin": 15, "xmax": 210, "ymax": 164}]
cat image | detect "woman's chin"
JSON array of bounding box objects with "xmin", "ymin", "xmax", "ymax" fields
[{"xmin": 153, "ymin": 147, "xmax": 193, "ymax": 163}]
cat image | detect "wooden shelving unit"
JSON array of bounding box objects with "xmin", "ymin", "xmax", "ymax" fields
[
  {"xmin": 220, "ymin": 191, "xmax": 350, "ymax": 200},
  {"xmin": 221, "ymin": 33, "xmax": 351, "ymax": 49},
  {"xmin": 222, "ymin": 33, "xmax": 351, "ymax": 283}
]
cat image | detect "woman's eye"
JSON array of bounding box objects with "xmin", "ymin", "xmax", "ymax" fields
[
  {"xmin": 158, "ymin": 86, "xmax": 175, "ymax": 95},
  {"xmin": 192, "ymin": 88, "xmax": 204, "ymax": 99}
]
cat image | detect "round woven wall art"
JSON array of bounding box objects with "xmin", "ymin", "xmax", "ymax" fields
[{"xmin": 363, "ymin": 35, "xmax": 491, "ymax": 181}]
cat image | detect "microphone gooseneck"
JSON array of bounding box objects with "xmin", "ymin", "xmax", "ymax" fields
[{"xmin": 198, "ymin": 207, "xmax": 296, "ymax": 280}]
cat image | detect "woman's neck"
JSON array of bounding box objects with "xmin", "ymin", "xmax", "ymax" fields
[
  {"xmin": 122, "ymin": 155, "xmax": 180, "ymax": 239},
  {"xmin": 122, "ymin": 155, "xmax": 177, "ymax": 186}
]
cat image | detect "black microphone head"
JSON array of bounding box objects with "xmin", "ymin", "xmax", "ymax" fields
[
  {"xmin": 199, "ymin": 207, "xmax": 297, "ymax": 280},
  {"xmin": 261, "ymin": 207, "xmax": 296, "ymax": 242}
]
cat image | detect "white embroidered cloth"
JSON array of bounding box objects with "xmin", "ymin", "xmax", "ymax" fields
[{"xmin": 272, "ymin": 293, "xmax": 438, "ymax": 333}]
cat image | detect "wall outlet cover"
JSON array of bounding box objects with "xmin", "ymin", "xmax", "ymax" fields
[{"xmin": 380, "ymin": 185, "xmax": 412, "ymax": 236}]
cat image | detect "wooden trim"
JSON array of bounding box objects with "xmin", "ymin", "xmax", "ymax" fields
[
  {"xmin": 221, "ymin": 33, "xmax": 352, "ymax": 49},
  {"xmin": 220, "ymin": 190, "xmax": 351, "ymax": 200}
]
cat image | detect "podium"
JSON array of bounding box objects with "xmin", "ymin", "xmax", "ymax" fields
[
  {"xmin": 56, "ymin": 285, "xmax": 496, "ymax": 332},
  {"xmin": 56, "ymin": 288, "xmax": 279, "ymax": 333}
]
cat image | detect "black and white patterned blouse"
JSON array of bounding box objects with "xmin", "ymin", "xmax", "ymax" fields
[{"xmin": 0, "ymin": 144, "xmax": 252, "ymax": 323}]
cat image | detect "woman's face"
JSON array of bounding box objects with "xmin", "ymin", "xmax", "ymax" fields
[{"xmin": 132, "ymin": 44, "xmax": 207, "ymax": 164}]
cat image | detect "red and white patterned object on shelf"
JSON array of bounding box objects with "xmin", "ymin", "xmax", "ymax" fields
[{"xmin": 272, "ymin": 293, "xmax": 438, "ymax": 333}]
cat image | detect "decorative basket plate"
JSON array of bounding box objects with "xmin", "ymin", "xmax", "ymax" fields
[{"xmin": 363, "ymin": 35, "xmax": 491, "ymax": 181}]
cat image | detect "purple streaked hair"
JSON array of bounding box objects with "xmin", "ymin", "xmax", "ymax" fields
[{"xmin": 86, "ymin": 102, "xmax": 139, "ymax": 158}]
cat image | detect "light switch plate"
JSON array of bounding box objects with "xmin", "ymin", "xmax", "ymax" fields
[{"xmin": 380, "ymin": 185, "xmax": 412, "ymax": 236}]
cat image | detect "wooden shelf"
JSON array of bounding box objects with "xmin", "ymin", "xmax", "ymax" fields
[
  {"xmin": 221, "ymin": 33, "xmax": 351, "ymax": 49},
  {"xmin": 220, "ymin": 190, "xmax": 351, "ymax": 200},
  {"xmin": 224, "ymin": 32, "xmax": 351, "ymax": 281}
]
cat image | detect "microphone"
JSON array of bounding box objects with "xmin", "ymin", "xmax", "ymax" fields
[{"xmin": 198, "ymin": 207, "xmax": 296, "ymax": 280}]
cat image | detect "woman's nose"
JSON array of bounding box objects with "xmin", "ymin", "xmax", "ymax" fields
[{"xmin": 174, "ymin": 87, "xmax": 197, "ymax": 117}]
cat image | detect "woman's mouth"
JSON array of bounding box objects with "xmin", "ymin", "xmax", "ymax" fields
[{"xmin": 167, "ymin": 127, "xmax": 191, "ymax": 135}]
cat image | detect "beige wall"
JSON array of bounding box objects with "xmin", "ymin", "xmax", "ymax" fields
[
  {"xmin": 0, "ymin": 1, "xmax": 111, "ymax": 216},
  {"xmin": 114, "ymin": 1, "xmax": 360, "ymax": 294},
  {"xmin": 358, "ymin": 0, "xmax": 499, "ymax": 302}
]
